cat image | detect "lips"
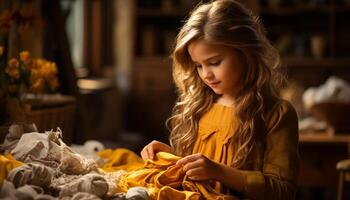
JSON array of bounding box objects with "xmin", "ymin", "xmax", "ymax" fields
[{"xmin": 207, "ymin": 81, "xmax": 220, "ymax": 86}]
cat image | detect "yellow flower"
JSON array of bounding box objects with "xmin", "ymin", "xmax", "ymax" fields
[
  {"xmin": 30, "ymin": 59, "xmax": 38, "ymax": 70},
  {"xmin": 19, "ymin": 51, "xmax": 31, "ymax": 62},
  {"xmin": 30, "ymin": 68, "xmax": 40, "ymax": 80},
  {"xmin": 36, "ymin": 58, "xmax": 45, "ymax": 66},
  {"xmin": 6, "ymin": 68, "xmax": 20, "ymax": 80},
  {"xmin": 41, "ymin": 61, "xmax": 58, "ymax": 79},
  {"xmin": 5, "ymin": 59, "xmax": 20, "ymax": 79},
  {"xmin": 49, "ymin": 77, "xmax": 60, "ymax": 91},
  {"xmin": 30, "ymin": 78, "xmax": 45, "ymax": 93},
  {"xmin": 4, "ymin": 52, "xmax": 60, "ymax": 95},
  {"xmin": 8, "ymin": 58, "xmax": 19, "ymax": 68},
  {"xmin": 0, "ymin": 46, "xmax": 4, "ymax": 56}
]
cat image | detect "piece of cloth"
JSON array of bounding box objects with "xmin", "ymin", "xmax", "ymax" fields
[
  {"xmin": 10, "ymin": 131, "xmax": 62, "ymax": 162},
  {"xmin": 0, "ymin": 124, "xmax": 38, "ymax": 154},
  {"xmin": 60, "ymin": 192, "xmax": 102, "ymax": 200},
  {"xmin": 0, "ymin": 180, "xmax": 57, "ymax": 200},
  {"xmin": 59, "ymin": 145, "xmax": 98, "ymax": 175},
  {"xmin": 192, "ymin": 100, "xmax": 299, "ymax": 200},
  {"xmin": 50, "ymin": 174, "xmax": 82, "ymax": 191},
  {"xmin": 97, "ymin": 148, "xmax": 145, "ymax": 172},
  {"xmin": 70, "ymin": 140, "xmax": 106, "ymax": 165},
  {"xmin": 59, "ymin": 173, "xmax": 108, "ymax": 198},
  {"xmin": 0, "ymin": 154, "xmax": 24, "ymax": 188},
  {"xmin": 303, "ymin": 76, "xmax": 350, "ymax": 109},
  {"xmin": 114, "ymin": 151, "xmax": 237, "ymax": 200},
  {"xmin": 8, "ymin": 128, "xmax": 98, "ymax": 175},
  {"xmin": 7, "ymin": 163, "xmax": 52, "ymax": 188},
  {"xmin": 99, "ymin": 170, "xmax": 127, "ymax": 196},
  {"xmin": 71, "ymin": 140, "xmax": 105, "ymax": 156},
  {"xmin": 1, "ymin": 126, "xmax": 127, "ymax": 199},
  {"xmin": 125, "ymin": 187, "xmax": 149, "ymax": 200}
]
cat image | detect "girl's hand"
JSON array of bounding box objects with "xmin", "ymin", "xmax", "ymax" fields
[
  {"xmin": 176, "ymin": 153, "xmax": 222, "ymax": 181},
  {"xmin": 140, "ymin": 140, "xmax": 173, "ymax": 160}
]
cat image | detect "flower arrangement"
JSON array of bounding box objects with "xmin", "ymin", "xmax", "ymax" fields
[{"xmin": 0, "ymin": 46, "xmax": 60, "ymax": 98}]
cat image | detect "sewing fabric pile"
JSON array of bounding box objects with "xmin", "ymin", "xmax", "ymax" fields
[{"xmin": 0, "ymin": 124, "xmax": 238, "ymax": 200}]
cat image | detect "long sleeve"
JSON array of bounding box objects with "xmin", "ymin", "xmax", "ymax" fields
[{"xmin": 241, "ymin": 100, "xmax": 299, "ymax": 200}]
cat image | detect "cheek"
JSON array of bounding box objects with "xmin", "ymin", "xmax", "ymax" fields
[
  {"xmin": 220, "ymin": 68, "xmax": 242, "ymax": 88},
  {"xmin": 197, "ymin": 69, "xmax": 205, "ymax": 81}
]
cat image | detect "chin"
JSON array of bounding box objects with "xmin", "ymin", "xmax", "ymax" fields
[{"xmin": 211, "ymin": 88, "xmax": 223, "ymax": 95}]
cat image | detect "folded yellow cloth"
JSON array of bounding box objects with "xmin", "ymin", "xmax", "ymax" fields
[
  {"xmin": 98, "ymin": 148, "xmax": 237, "ymax": 200},
  {"xmin": 97, "ymin": 148, "xmax": 144, "ymax": 172},
  {"xmin": 0, "ymin": 154, "xmax": 24, "ymax": 188}
]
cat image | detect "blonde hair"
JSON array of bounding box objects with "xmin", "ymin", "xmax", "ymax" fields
[{"xmin": 167, "ymin": 0, "xmax": 285, "ymax": 168}]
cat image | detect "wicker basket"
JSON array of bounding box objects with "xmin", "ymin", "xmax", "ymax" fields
[
  {"xmin": 310, "ymin": 102, "xmax": 350, "ymax": 134},
  {"xmin": 23, "ymin": 95, "xmax": 76, "ymax": 143}
]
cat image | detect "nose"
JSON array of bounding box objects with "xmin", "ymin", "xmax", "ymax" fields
[{"xmin": 201, "ymin": 66, "xmax": 214, "ymax": 80}]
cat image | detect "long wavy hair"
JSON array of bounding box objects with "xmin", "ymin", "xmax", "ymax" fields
[{"xmin": 167, "ymin": 0, "xmax": 285, "ymax": 169}]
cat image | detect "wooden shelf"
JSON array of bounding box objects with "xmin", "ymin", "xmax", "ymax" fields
[
  {"xmin": 133, "ymin": 56, "xmax": 350, "ymax": 68},
  {"xmin": 134, "ymin": 56, "xmax": 172, "ymax": 63},
  {"xmin": 138, "ymin": 8, "xmax": 187, "ymax": 17},
  {"xmin": 260, "ymin": 5, "xmax": 350, "ymax": 15},
  {"xmin": 260, "ymin": 6, "xmax": 331, "ymax": 15},
  {"xmin": 283, "ymin": 57, "xmax": 350, "ymax": 68},
  {"xmin": 300, "ymin": 132, "xmax": 350, "ymax": 144}
]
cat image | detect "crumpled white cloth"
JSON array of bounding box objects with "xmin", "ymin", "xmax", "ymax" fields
[
  {"xmin": 0, "ymin": 180, "xmax": 57, "ymax": 200},
  {"xmin": 70, "ymin": 140, "xmax": 105, "ymax": 156},
  {"xmin": 0, "ymin": 124, "xmax": 38, "ymax": 154},
  {"xmin": 125, "ymin": 187, "xmax": 149, "ymax": 200},
  {"xmin": 7, "ymin": 163, "xmax": 52, "ymax": 188},
  {"xmin": 7, "ymin": 126, "xmax": 98, "ymax": 175},
  {"xmin": 59, "ymin": 173, "xmax": 108, "ymax": 198},
  {"xmin": 60, "ymin": 192, "xmax": 102, "ymax": 200},
  {"xmin": 1, "ymin": 124, "xmax": 146, "ymax": 199},
  {"xmin": 11, "ymin": 131, "xmax": 61, "ymax": 162},
  {"xmin": 303, "ymin": 76, "xmax": 350, "ymax": 109}
]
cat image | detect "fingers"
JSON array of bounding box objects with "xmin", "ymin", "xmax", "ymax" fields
[
  {"xmin": 176, "ymin": 153, "xmax": 201, "ymax": 166},
  {"xmin": 140, "ymin": 146, "xmax": 149, "ymax": 160},
  {"xmin": 140, "ymin": 140, "xmax": 159, "ymax": 160},
  {"xmin": 186, "ymin": 167, "xmax": 203, "ymax": 179},
  {"xmin": 147, "ymin": 144, "xmax": 154, "ymax": 160},
  {"xmin": 182, "ymin": 159, "xmax": 202, "ymax": 172}
]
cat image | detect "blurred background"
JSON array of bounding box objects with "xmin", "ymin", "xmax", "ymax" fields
[{"xmin": 1, "ymin": 0, "xmax": 350, "ymax": 199}]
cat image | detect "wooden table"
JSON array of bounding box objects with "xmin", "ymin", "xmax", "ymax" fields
[{"xmin": 298, "ymin": 132, "xmax": 350, "ymax": 188}]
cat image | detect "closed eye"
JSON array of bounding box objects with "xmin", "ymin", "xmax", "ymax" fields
[{"xmin": 209, "ymin": 60, "xmax": 221, "ymax": 66}]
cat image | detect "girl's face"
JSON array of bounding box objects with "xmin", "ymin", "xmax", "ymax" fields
[{"xmin": 188, "ymin": 39, "xmax": 245, "ymax": 100}]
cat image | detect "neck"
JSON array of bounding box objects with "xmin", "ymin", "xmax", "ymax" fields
[{"xmin": 217, "ymin": 95, "xmax": 236, "ymax": 107}]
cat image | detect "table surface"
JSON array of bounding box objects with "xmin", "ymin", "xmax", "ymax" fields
[
  {"xmin": 299, "ymin": 132, "xmax": 350, "ymax": 144},
  {"xmin": 298, "ymin": 131, "xmax": 350, "ymax": 188}
]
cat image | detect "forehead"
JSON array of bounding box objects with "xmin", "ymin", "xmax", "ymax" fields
[{"xmin": 187, "ymin": 39, "xmax": 231, "ymax": 61}]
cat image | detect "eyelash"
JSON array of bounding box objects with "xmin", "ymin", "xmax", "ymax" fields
[
  {"xmin": 194, "ymin": 61, "xmax": 220, "ymax": 68},
  {"xmin": 209, "ymin": 61, "xmax": 220, "ymax": 66}
]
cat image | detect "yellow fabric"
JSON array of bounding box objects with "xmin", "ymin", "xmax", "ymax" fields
[
  {"xmin": 116, "ymin": 151, "xmax": 237, "ymax": 200},
  {"xmin": 99, "ymin": 99, "xmax": 299, "ymax": 200},
  {"xmin": 0, "ymin": 154, "xmax": 24, "ymax": 188},
  {"xmin": 97, "ymin": 148, "xmax": 144, "ymax": 172}
]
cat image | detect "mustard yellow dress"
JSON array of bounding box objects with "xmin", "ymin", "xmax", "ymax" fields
[
  {"xmin": 192, "ymin": 103, "xmax": 237, "ymax": 195},
  {"xmin": 191, "ymin": 100, "xmax": 299, "ymax": 200}
]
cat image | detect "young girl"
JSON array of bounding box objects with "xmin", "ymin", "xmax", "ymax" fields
[{"xmin": 141, "ymin": 0, "xmax": 299, "ymax": 199}]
